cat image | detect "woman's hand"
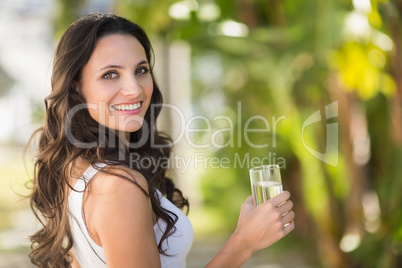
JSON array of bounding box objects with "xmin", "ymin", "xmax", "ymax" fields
[
  {"xmin": 206, "ymin": 191, "xmax": 295, "ymax": 268},
  {"xmin": 234, "ymin": 191, "xmax": 295, "ymax": 255}
]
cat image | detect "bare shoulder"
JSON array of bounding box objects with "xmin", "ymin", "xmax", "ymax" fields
[
  {"xmin": 84, "ymin": 164, "xmax": 153, "ymax": 222},
  {"xmin": 83, "ymin": 165, "xmax": 152, "ymax": 231},
  {"xmin": 89, "ymin": 164, "xmax": 149, "ymax": 197},
  {"xmin": 82, "ymin": 165, "xmax": 160, "ymax": 266}
]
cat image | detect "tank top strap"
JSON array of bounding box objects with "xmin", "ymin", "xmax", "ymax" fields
[
  {"xmin": 68, "ymin": 162, "xmax": 108, "ymax": 266},
  {"xmin": 73, "ymin": 163, "xmax": 107, "ymax": 192}
]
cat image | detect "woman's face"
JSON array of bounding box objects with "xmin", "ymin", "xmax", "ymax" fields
[{"xmin": 78, "ymin": 34, "xmax": 153, "ymax": 134}]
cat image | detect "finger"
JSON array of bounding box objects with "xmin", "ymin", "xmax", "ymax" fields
[
  {"xmin": 269, "ymin": 191, "xmax": 290, "ymax": 207},
  {"xmin": 281, "ymin": 210, "xmax": 295, "ymax": 224},
  {"xmin": 242, "ymin": 196, "xmax": 255, "ymax": 207},
  {"xmin": 277, "ymin": 200, "xmax": 293, "ymax": 215},
  {"xmin": 282, "ymin": 220, "xmax": 295, "ymax": 236}
]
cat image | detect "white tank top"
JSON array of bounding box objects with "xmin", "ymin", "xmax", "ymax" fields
[{"xmin": 68, "ymin": 163, "xmax": 193, "ymax": 267}]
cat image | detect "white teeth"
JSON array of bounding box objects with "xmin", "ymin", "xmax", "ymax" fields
[{"xmin": 112, "ymin": 102, "xmax": 142, "ymax": 111}]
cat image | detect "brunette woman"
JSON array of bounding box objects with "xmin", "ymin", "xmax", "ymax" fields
[{"xmin": 28, "ymin": 13, "xmax": 295, "ymax": 268}]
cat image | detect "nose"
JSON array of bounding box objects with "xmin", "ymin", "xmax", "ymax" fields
[{"xmin": 121, "ymin": 75, "xmax": 142, "ymax": 97}]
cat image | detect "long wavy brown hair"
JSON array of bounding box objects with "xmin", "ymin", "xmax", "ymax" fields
[{"xmin": 28, "ymin": 13, "xmax": 188, "ymax": 267}]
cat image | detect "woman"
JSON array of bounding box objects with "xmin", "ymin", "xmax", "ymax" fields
[{"xmin": 28, "ymin": 13, "xmax": 295, "ymax": 268}]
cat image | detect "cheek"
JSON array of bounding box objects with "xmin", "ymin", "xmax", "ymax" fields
[
  {"xmin": 82, "ymin": 93, "xmax": 111, "ymax": 124},
  {"xmin": 86, "ymin": 102, "xmax": 110, "ymax": 126},
  {"xmin": 144, "ymin": 78, "xmax": 154, "ymax": 101},
  {"xmin": 81, "ymin": 79, "xmax": 119, "ymax": 105}
]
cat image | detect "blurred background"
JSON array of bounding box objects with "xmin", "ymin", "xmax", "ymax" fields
[{"xmin": 0, "ymin": 0, "xmax": 401, "ymax": 267}]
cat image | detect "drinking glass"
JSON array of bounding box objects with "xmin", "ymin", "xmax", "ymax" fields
[{"xmin": 249, "ymin": 164, "xmax": 283, "ymax": 206}]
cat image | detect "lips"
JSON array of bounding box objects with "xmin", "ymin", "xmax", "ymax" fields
[{"xmin": 111, "ymin": 102, "xmax": 142, "ymax": 111}]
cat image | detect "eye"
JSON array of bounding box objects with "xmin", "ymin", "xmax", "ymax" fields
[
  {"xmin": 135, "ymin": 66, "xmax": 149, "ymax": 75},
  {"xmin": 102, "ymin": 71, "xmax": 119, "ymax": 79}
]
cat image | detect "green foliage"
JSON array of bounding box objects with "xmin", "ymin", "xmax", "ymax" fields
[{"xmin": 54, "ymin": 0, "xmax": 88, "ymax": 38}]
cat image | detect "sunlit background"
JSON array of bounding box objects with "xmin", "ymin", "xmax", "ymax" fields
[{"xmin": 0, "ymin": 0, "xmax": 401, "ymax": 267}]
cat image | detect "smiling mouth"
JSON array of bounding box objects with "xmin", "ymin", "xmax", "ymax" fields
[{"xmin": 111, "ymin": 102, "xmax": 142, "ymax": 111}]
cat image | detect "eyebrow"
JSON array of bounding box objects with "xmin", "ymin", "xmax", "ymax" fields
[{"xmin": 99, "ymin": 60, "xmax": 149, "ymax": 72}]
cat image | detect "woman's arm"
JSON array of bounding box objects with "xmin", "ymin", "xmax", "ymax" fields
[
  {"xmin": 84, "ymin": 168, "xmax": 161, "ymax": 268},
  {"xmin": 206, "ymin": 192, "xmax": 295, "ymax": 268},
  {"xmin": 69, "ymin": 249, "xmax": 81, "ymax": 268}
]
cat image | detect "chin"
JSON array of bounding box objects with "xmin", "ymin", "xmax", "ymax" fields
[{"xmin": 122, "ymin": 120, "xmax": 145, "ymax": 133}]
